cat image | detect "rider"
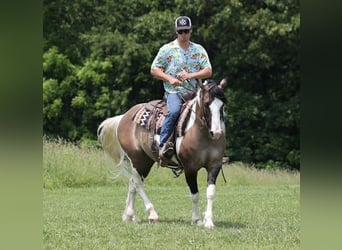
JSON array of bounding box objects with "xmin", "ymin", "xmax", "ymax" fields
[{"xmin": 150, "ymin": 16, "xmax": 212, "ymax": 165}]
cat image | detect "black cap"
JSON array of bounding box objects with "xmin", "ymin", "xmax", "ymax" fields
[{"xmin": 175, "ymin": 16, "xmax": 192, "ymax": 30}]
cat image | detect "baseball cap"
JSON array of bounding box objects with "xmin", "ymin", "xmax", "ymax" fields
[{"xmin": 175, "ymin": 16, "xmax": 192, "ymax": 30}]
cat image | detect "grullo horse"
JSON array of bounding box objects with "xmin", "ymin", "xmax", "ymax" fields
[{"xmin": 97, "ymin": 79, "xmax": 227, "ymax": 228}]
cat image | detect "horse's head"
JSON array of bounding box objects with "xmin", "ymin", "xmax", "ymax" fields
[{"xmin": 197, "ymin": 79, "xmax": 227, "ymax": 140}]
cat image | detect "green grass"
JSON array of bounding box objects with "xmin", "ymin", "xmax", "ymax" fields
[
  {"xmin": 44, "ymin": 185, "xmax": 299, "ymax": 249},
  {"xmin": 43, "ymin": 137, "xmax": 116, "ymax": 188},
  {"xmin": 43, "ymin": 138, "xmax": 300, "ymax": 249}
]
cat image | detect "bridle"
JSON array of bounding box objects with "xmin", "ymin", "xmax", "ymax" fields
[
  {"xmin": 190, "ymin": 79, "xmax": 226, "ymax": 134},
  {"xmin": 179, "ymin": 79, "xmax": 226, "ymax": 136},
  {"xmin": 199, "ymin": 81, "xmax": 224, "ymax": 130}
]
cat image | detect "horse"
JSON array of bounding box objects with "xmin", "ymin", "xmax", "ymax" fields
[{"xmin": 97, "ymin": 78, "xmax": 227, "ymax": 228}]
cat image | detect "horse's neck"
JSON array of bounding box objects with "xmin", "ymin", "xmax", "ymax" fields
[
  {"xmin": 194, "ymin": 98, "xmax": 204, "ymax": 119},
  {"xmin": 183, "ymin": 99, "xmax": 201, "ymax": 133}
]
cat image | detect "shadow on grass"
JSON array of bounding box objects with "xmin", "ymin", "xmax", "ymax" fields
[
  {"xmin": 214, "ymin": 220, "xmax": 246, "ymax": 229},
  {"xmin": 138, "ymin": 218, "xmax": 246, "ymax": 229}
]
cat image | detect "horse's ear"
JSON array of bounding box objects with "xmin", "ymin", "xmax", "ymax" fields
[{"xmin": 219, "ymin": 78, "xmax": 228, "ymax": 89}]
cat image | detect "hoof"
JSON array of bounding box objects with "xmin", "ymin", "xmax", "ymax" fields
[
  {"xmin": 204, "ymin": 222, "xmax": 215, "ymax": 229},
  {"xmin": 132, "ymin": 216, "xmax": 141, "ymax": 223},
  {"xmin": 204, "ymin": 224, "xmax": 215, "ymax": 229},
  {"xmin": 149, "ymin": 218, "xmax": 160, "ymax": 224},
  {"xmin": 122, "ymin": 214, "xmax": 140, "ymax": 223},
  {"xmin": 191, "ymin": 219, "xmax": 203, "ymax": 226},
  {"xmin": 203, "ymin": 218, "xmax": 215, "ymax": 229}
]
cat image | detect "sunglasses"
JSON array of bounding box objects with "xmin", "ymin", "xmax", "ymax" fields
[{"xmin": 177, "ymin": 29, "xmax": 190, "ymax": 34}]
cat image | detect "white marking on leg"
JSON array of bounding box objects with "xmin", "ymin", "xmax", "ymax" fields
[
  {"xmin": 131, "ymin": 168, "xmax": 159, "ymax": 222},
  {"xmin": 190, "ymin": 192, "xmax": 203, "ymax": 226},
  {"xmin": 204, "ymin": 184, "xmax": 216, "ymax": 229},
  {"xmin": 122, "ymin": 178, "xmax": 140, "ymax": 223},
  {"xmin": 146, "ymin": 203, "xmax": 159, "ymax": 223}
]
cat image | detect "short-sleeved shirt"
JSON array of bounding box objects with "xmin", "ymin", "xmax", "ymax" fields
[{"xmin": 151, "ymin": 39, "xmax": 212, "ymax": 94}]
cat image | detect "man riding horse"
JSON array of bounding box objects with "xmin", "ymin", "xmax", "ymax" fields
[
  {"xmin": 97, "ymin": 16, "xmax": 227, "ymax": 228},
  {"xmin": 150, "ymin": 16, "xmax": 212, "ymax": 166}
]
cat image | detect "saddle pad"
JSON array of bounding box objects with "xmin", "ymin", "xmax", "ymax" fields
[
  {"xmin": 133, "ymin": 100, "xmax": 165, "ymax": 132},
  {"xmin": 133, "ymin": 100, "xmax": 192, "ymax": 136},
  {"xmin": 133, "ymin": 106, "xmax": 152, "ymax": 127}
]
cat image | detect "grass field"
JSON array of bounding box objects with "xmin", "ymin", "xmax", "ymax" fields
[{"xmin": 43, "ymin": 139, "xmax": 300, "ymax": 249}]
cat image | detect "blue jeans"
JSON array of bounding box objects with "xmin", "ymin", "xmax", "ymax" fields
[{"xmin": 159, "ymin": 93, "xmax": 183, "ymax": 148}]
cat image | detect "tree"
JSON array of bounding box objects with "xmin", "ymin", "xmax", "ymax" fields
[
  {"xmin": 43, "ymin": 0, "xmax": 300, "ymax": 169},
  {"xmin": 199, "ymin": 0, "xmax": 300, "ymax": 169}
]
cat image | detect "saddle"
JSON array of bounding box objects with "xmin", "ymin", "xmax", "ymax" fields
[
  {"xmin": 132, "ymin": 99, "xmax": 192, "ymax": 138},
  {"xmin": 132, "ymin": 98, "xmax": 193, "ymax": 174}
]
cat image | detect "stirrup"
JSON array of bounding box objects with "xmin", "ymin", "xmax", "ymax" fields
[
  {"xmin": 159, "ymin": 155, "xmax": 179, "ymax": 168},
  {"xmin": 160, "ymin": 142, "xmax": 174, "ymax": 157}
]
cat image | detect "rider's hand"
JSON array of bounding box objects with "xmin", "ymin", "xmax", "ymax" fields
[
  {"xmin": 178, "ymin": 70, "xmax": 192, "ymax": 82},
  {"xmin": 169, "ymin": 77, "xmax": 182, "ymax": 87}
]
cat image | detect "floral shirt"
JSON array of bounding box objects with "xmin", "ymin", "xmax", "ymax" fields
[{"xmin": 151, "ymin": 39, "xmax": 212, "ymax": 94}]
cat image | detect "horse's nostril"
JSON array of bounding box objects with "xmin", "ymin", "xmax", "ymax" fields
[{"xmin": 210, "ymin": 130, "xmax": 222, "ymax": 140}]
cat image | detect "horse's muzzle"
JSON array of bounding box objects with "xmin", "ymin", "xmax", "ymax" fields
[{"xmin": 210, "ymin": 130, "xmax": 222, "ymax": 140}]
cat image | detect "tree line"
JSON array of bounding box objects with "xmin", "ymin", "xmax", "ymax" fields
[{"xmin": 43, "ymin": 0, "xmax": 300, "ymax": 170}]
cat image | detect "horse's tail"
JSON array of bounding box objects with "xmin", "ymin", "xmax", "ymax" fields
[{"xmin": 97, "ymin": 115, "xmax": 125, "ymax": 167}]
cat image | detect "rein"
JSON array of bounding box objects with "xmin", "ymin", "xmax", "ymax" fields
[
  {"xmin": 181, "ymin": 93, "xmax": 209, "ymax": 131},
  {"xmin": 180, "ymin": 84, "xmax": 212, "ymax": 131}
]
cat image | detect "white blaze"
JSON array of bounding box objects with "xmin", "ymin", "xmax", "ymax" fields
[{"xmin": 209, "ymin": 98, "xmax": 223, "ymax": 139}]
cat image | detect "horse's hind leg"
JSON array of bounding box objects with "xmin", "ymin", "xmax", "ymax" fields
[
  {"xmin": 131, "ymin": 167, "xmax": 159, "ymax": 223},
  {"xmin": 122, "ymin": 178, "xmax": 140, "ymax": 223}
]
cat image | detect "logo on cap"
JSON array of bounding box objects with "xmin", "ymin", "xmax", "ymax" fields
[{"xmin": 179, "ymin": 19, "xmax": 187, "ymax": 25}]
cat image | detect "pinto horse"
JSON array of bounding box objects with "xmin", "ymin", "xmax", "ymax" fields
[{"xmin": 97, "ymin": 79, "xmax": 227, "ymax": 228}]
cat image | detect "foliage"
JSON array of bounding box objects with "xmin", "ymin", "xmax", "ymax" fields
[
  {"xmin": 43, "ymin": 0, "xmax": 300, "ymax": 169},
  {"xmin": 205, "ymin": 0, "xmax": 300, "ymax": 170}
]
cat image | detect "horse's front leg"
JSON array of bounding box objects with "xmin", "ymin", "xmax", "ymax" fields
[
  {"xmin": 190, "ymin": 192, "xmax": 203, "ymax": 226},
  {"xmin": 203, "ymin": 184, "xmax": 216, "ymax": 228},
  {"xmin": 203, "ymin": 165, "xmax": 221, "ymax": 229},
  {"xmin": 131, "ymin": 167, "xmax": 159, "ymax": 223},
  {"xmin": 185, "ymin": 170, "xmax": 202, "ymax": 226}
]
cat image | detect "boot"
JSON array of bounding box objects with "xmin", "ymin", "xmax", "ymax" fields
[{"xmin": 159, "ymin": 142, "xmax": 178, "ymax": 167}]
